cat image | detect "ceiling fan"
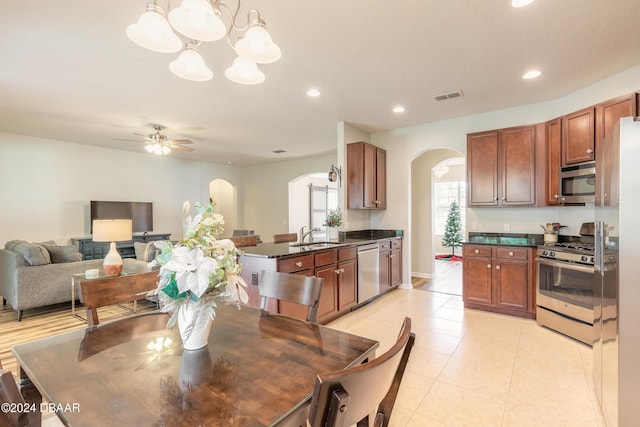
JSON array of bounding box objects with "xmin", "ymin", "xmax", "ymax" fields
[{"xmin": 117, "ymin": 124, "xmax": 194, "ymax": 155}]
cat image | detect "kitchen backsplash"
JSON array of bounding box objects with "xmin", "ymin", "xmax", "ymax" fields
[{"xmin": 466, "ymin": 205, "xmax": 594, "ymax": 237}]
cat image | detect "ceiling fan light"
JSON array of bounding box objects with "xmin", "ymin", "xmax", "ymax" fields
[
  {"xmin": 168, "ymin": 0, "xmax": 226, "ymax": 41},
  {"xmin": 127, "ymin": 3, "xmax": 182, "ymax": 53},
  {"xmin": 224, "ymin": 56, "xmax": 265, "ymax": 85},
  {"xmin": 161, "ymin": 145, "xmax": 171, "ymax": 155},
  {"xmin": 169, "ymin": 44, "xmax": 213, "ymax": 81},
  {"xmin": 235, "ymin": 20, "xmax": 281, "ymax": 64},
  {"xmin": 145, "ymin": 144, "xmax": 155, "ymax": 153}
]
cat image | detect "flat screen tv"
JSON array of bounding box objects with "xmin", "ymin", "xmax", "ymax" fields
[{"xmin": 90, "ymin": 201, "xmax": 153, "ymax": 234}]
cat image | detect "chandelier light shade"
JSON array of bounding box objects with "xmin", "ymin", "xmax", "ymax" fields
[
  {"xmin": 92, "ymin": 219, "xmax": 133, "ymax": 276},
  {"xmin": 126, "ymin": 3, "xmax": 182, "ymax": 53},
  {"xmin": 234, "ymin": 19, "xmax": 281, "ymax": 64},
  {"xmin": 168, "ymin": 0, "xmax": 226, "ymax": 42},
  {"xmin": 169, "ymin": 42, "xmax": 213, "ymax": 81},
  {"xmin": 225, "ymin": 56, "xmax": 265, "ymax": 85},
  {"xmin": 127, "ymin": 0, "xmax": 281, "ymax": 85}
]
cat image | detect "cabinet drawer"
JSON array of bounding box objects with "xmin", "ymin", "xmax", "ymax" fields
[
  {"xmin": 463, "ymin": 245, "xmax": 492, "ymax": 258},
  {"xmin": 278, "ymin": 254, "xmax": 315, "ymax": 273},
  {"xmin": 338, "ymin": 246, "xmax": 357, "ymax": 261},
  {"xmin": 315, "ymin": 250, "xmax": 338, "ymax": 266},
  {"xmin": 391, "ymin": 239, "xmax": 402, "ymax": 250},
  {"xmin": 494, "ymin": 247, "xmax": 529, "ymax": 260},
  {"xmin": 379, "ymin": 241, "xmax": 391, "ymax": 251}
]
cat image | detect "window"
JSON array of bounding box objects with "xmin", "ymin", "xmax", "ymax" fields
[
  {"xmin": 310, "ymin": 185, "xmax": 338, "ymax": 240},
  {"xmin": 434, "ymin": 180, "xmax": 466, "ymax": 235}
]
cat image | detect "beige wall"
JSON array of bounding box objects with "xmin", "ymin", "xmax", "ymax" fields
[
  {"xmin": 239, "ymin": 153, "xmax": 337, "ymax": 242},
  {"xmin": 0, "ymin": 132, "xmax": 241, "ymax": 245}
]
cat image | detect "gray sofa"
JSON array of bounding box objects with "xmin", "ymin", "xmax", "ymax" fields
[{"xmin": 0, "ymin": 240, "xmax": 155, "ymax": 321}]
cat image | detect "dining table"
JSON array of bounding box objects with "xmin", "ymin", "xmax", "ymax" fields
[{"xmin": 12, "ymin": 304, "xmax": 378, "ymax": 427}]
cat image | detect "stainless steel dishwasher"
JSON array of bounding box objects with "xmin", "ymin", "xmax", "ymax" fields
[{"xmin": 357, "ymin": 244, "xmax": 379, "ymax": 304}]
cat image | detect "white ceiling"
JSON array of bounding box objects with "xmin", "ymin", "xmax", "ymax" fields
[{"xmin": 1, "ymin": 0, "xmax": 640, "ymax": 166}]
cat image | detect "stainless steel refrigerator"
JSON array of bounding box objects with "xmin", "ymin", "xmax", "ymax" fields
[{"xmin": 593, "ymin": 116, "xmax": 640, "ymax": 426}]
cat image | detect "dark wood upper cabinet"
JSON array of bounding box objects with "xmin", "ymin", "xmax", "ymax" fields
[
  {"xmin": 347, "ymin": 141, "xmax": 386, "ymax": 209},
  {"xmin": 562, "ymin": 106, "xmax": 595, "ymax": 166},
  {"xmin": 595, "ymin": 93, "xmax": 637, "ymax": 206},
  {"xmin": 545, "ymin": 118, "xmax": 562, "ymax": 205},
  {"xmin": 467, "ymin": 126, "xmax": 536, "ymax": 207}
]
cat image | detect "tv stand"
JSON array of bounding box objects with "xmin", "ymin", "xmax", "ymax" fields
[{"xmin": 72, "ymin": 233, "xmax": 171, "ymax": 260}]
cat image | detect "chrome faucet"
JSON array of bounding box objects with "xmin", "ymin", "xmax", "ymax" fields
[{"xmin": 299, "ymin": 226, "xmax": 321, "ymax": 243}]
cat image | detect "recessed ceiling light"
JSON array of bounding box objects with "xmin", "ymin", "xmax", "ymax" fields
[
  {"xmin": 392, "ymin": 106, "xmax": 405, "ymax": 113},
  {"xmin": 512, "ymin": 0, "xmax": 535, "ymax": 7},
  {"xmin": 522, "ymin": 70, "xmax": 542, "ymax": 79},
  {"xmin": 307, "ymin": 89, "xmax": 320, "ymax": 97}
]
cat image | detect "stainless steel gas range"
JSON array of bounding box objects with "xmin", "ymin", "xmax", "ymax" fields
[{"xmin": 535, "ymin": 224, "xmax": 596, "ymax": 345}]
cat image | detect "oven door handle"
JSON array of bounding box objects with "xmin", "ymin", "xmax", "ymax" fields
[{"xmin": 535, "ymin": 257, "xmax": 595, "ymax": 274}]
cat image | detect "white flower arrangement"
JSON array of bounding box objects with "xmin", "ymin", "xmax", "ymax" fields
[{"xmin": 150, "ymin": 201, "xmax": 248, "ymax": 334}]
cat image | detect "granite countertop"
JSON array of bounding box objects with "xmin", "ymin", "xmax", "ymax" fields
[
  {"xmin": 240, "ymin": 229, "xmax": 403, "ymax": 258},
  {"xmin": 463, "ymin": 232, "xmax": 544, "ymax": 247}
]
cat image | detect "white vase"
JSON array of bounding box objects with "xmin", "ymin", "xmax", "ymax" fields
[
  {"xmin": 177, "ymin": 303, "xmax": 213, "ymax": 350},
  {"xmin": 327, "ymin": 226, "xmax": 339, "ymax": 241}
]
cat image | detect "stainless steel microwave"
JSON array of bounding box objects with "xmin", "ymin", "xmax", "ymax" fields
[{"xmin": 560, "ymin": 162, "xmax": 596, "ymax": 203}]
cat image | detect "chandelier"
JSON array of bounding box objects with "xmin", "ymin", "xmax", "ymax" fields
[
  {"xmin": 127, "ymin": 0, "xmax": 281, "ymax": 85},
  {"xmin": 433, "ymin": 164, "xmax": 449, "ymax": 178}
]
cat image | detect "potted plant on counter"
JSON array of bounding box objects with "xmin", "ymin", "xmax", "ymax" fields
[{"xmin": 324, "ymin": 208, "xmax": 343, "ymax": 241}]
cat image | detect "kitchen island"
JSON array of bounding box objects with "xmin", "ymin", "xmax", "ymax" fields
[
  {"xmin": 238, "ymin": 230, "xmax": 403, "ymax": 324},
  {"xmin": 462, "ymin": 232, "xmax": 543, "ymax": 319}
]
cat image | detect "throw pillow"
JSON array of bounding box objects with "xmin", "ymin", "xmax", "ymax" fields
[
  {"xmin": 43, "ymin": 245, "xmax": 82, "ymax": 263},
  {"xmin": 134, "ymin": 242, "xmax": 159, "ymax": 262},
  {"xmin": 4, "ymin": 240, "xmax": 51, "ymax": 266}
]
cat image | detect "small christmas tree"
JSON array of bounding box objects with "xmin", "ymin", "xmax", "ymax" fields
[{"xmin": 441, "ymin": 200, "xmax": 463, "ymax": 259}]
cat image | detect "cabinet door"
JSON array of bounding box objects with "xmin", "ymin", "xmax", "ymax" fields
[
  {"xmin": 363, "ymin": 143, "xmax": 378, "ymax": 208},
  {"xmin": 500, "ymin": 126, "xmax": 536, "ymax": 206},
  {"xmin": 562, "ymin": 107, "xmax": 595, "ymax": 166},
  {"xmin": 493, "ymin": 259, "xmax": 529, "ymax": 311},
  {"xmin": 375, "ymin": 147, "xmax": 387, "ymax": 208},
  {"xmin": 379, "ymin": 250, "xmax": 390, "ymax": 292},
  {"xmin": 463, "ymin": 256, "xmax": 492, "ymax": 305},
  {"xmin": 315, "ymin": 264, "xmax": 339, "ymax": 323},
  {"xmin": 595, "ymin": 94, "xmax": 636, "ymax": 206},
  {"xmin": 390, "ymin": 248, "xmax": 402, "ymax": 286},
  {"xmin": 545, "ymin": 118, "xmax": 562, "ymax": 205},
  {"xmin": 467, "ymin": 131, "xmax": 499, "ymax": 206},
  {"xmin": 338, "ymin": 258, "xmax": 357, "ymax": 311}
]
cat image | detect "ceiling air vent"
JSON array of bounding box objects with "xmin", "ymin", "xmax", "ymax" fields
[{"xmin": 434, "ymin": 90, "xmax": 464, "ymax": 101}]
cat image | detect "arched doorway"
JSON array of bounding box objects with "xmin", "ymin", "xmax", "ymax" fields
[
  {"xmin": 210, "ymin": 179, "xmax": 237, "ymax": 238},
  {"xmin": 410, "ymin": 149, "xmax": 464, "ymax": 282}
]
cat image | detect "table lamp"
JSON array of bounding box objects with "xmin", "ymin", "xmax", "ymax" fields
[{"xmin": 92, "ymin": 219, "xmax": 132, "ymax": 276}]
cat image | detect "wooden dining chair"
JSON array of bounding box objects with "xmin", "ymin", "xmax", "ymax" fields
[
  {"xmin": 308, "ymin": 317, "xmax": 415, "ymax": 427},
  {"xmin": 228, "ymin": 235, "xmax": 259, "ymax": 247},
  {"xmin": 0, "ymin": 360, "xmax": 29, "ymax": 427},
  {"xmin": 258, "ymin": 271, "xmax": 323, "ymax": 323},
  {"xmin": 273, "ymin": 233, "xmax": 297, "ymax": 243},
  {"xmin": 79, "ymin": 271, "xmax": 159, "ymax": 327}
]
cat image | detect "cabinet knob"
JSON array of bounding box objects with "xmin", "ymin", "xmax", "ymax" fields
[
  {"xmin": 554, "ymin": 194, "xmax": 559, "ymax": 199},
  {"xmin": 340, "ymin": 268, "xmax": 345, "ymax": 273},
  {"xmin": 502, "ymin": 197, "xmax": 506, "ymax": 201},
  {"xmin": 474, "ymin": 249, "xmax": 479, "ymax": 254},
  {"xmin": 508, "ymin": 251, "xmax": 514, "ymax": 257},
  {"xmin": 587, "ymin": 148, "xmax": 593, "ymax": 154},
  {"xmin": 496, "ymin": 265, "xmax": 501, "ymax": 270},
  {"xmin": 487, "ymin": 264, "xmax": 492, "ymax": 269},
  {"xmin": 295, "ymin": 261, "xmax": 303, "ymax": 267},
  {"xmin": 335, "ymin": 269, "xmax": 341, "ymax": 274}
]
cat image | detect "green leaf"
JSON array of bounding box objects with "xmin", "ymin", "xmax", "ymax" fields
[{"xmin": 160, "ymin": 278, "xmax": 187, "ymax": 299}]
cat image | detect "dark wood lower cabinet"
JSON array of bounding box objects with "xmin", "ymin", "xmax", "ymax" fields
[{"xmin": 462, "ymin": 244, "xmax": 535, "ymax": 319}]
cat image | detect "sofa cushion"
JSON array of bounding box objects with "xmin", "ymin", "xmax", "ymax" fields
[
  {"xmin": 134, "ymin": 242, "xmax": 159, "ymax": 262},
  {"xmin": 4, "ymin": 240, "xmax": 51, "ymax": 266},
  {"xmin": 43, "ymin": 245, "xmax": 82, "ymax": 263}
]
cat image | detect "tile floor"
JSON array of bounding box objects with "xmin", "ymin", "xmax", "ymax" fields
[{"xmin": 327, "ymin": 288, "xmax": 606, "ymax": 426}]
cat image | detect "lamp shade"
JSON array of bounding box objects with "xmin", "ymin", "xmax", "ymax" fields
[
  {"xmin": 169, "ymin": 44, "xmax": 213, "ymax": 81},
  {"xmin": 126, "ymin": 3, "xmax": 182, "ymax": 53},
  {"xmin": 168, "ymin": 0, "xmax": 226, "ymax": 41},
  {"xmin": 92, "ymin": 219, "xmax": 133, "ymax": 242},
  {"xmin": 224, "ymin": 56, "xmax": 265, "ymax": 85},
  {"xmin": 234, "ymin": 21, "xmax": 281, "ymax": 64}
]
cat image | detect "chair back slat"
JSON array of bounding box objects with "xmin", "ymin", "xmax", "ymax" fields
[
  {"xmin": 258, "ymin": 271, "xmax": 323, "ymax": 322},
  {"xmin": 308, "ymin": 317, "xmax": 415, "ymax": 427},
  {"xmin": 80, "ymin": 271, "xmax": 159, "ymax": 326},
  {"xmin": 273, "ymin": 233, "xmax": 297, "ymax": 243},
  {"xmin": 228, "ymin": 236, "xmax": 259, "ymax": 247}
]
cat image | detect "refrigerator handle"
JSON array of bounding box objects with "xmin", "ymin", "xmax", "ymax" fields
[{"xmin": 594, "ymin": 220, "xmax": 604, "ymax": 274}]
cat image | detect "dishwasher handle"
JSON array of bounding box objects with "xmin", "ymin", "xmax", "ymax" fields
[{"xmin": 357, "ymin": 244, "xmax": 379, "ymax": 254}]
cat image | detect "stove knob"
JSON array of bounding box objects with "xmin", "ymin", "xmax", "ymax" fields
[
  {"xmin": 590, "ymin": 256, "xmax": 595, "ymax": 264},
  {"xmin": 550, "ymin": 251, "xmax": 555, "ymax": 257},
  {"xmin": 542, "ymin": 250, "xmax": 548, "ymax": 256},
  {"xmin": 581, "ymin": 255, "xmax": 588, "ymax": 262}
]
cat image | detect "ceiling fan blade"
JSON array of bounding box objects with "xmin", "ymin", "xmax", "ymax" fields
[
  {"xmin": 133, "ymin": 132, "xmax": 153, "ymax": 140},
  {"xmin": 170, "ymin": 145, "xmax": 194, "ymax": 152},
  {"xmin": 112, "ymin": 138, "xmax": 145, "ymax": 143},
  {"xmin": 167, "ymin": 139, "xmax": 193, "ymax": 145}
]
